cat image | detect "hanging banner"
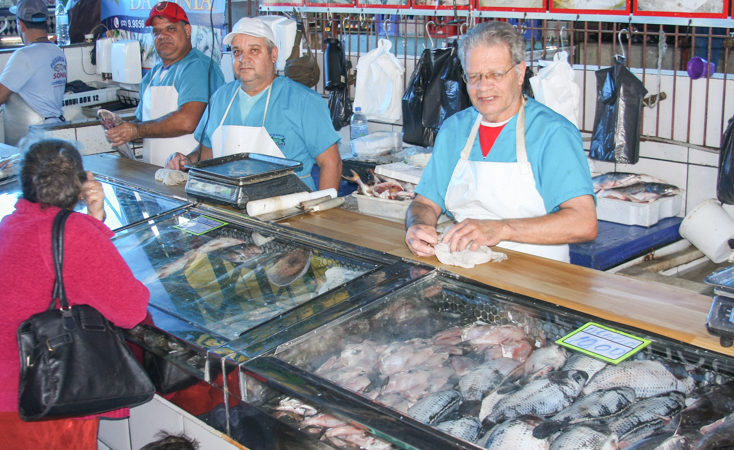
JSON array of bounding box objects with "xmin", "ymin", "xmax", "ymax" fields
[
  {"xmin": 550, "ymin": 0, "xmax": 630, "ymax": 15},
  {"xmin": 634, "ymin": 0, "xmax": 727, "ymax": 18},
  {"xmin": 100, "ymin": 0, "xmax": 226, "ymax": 70}
]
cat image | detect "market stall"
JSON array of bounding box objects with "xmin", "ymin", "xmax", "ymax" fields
[{"xmin": 80, "ymin": 154, "xmax": 734, "ymax": 449}]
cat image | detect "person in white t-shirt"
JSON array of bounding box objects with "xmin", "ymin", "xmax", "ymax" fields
[{"xmin": 0, "ymin": 0, "xmax": 67, "ymax": 145}]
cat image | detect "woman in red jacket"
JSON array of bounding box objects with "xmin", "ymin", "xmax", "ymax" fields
[{"xmin": 0, "ymin": 139, "xmax": 150, "ymax": 449}]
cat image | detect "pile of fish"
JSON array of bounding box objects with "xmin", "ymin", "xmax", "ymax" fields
[
  {"xmin": 592, "ymin": 172, "xmax": 680, "ymax": 203},
  {"xmin": 275, "ymin": 313, "xmax": 734, "ymax": 449},
  {"xmin": 345, "ymin": 169, "xmax": 416, "ymax": 201}
]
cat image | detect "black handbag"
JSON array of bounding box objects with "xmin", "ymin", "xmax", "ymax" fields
[{"xmin": 17, "ymin": 209, "xmax": 154, "ymax": 421}]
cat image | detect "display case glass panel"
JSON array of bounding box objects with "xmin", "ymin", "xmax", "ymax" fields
[
  {"xmin": 113, "ymin": 210, "xmax": 380, "ymax": 342},
  {"xmin": 0, "ymin": 177, "xmax": 186, "ymax": 230},
  {"xmin": 256, "ymin": 272, "xmax": 734, "ymax": 448}
]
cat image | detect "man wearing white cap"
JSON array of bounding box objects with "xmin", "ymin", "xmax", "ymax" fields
[
  {"xmin": 106, "ymin": 1, "xmax": 225, "ymax": 166},
  {"xmin": 165, "ymin": 16, "xmax": 342, "ymax": 191},
  {"xmin": 0, "ymin": 0, "xmax": 66, "ymax": 145}
]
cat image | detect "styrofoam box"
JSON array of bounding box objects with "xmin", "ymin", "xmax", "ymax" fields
[
  {"xmin": 596, "ymin": 194, "xmax": 683, "ymax": 227},
  {"xmin": 375, "ymin": 162, "xmax": 424, "ymax": 185},
  {"xmin": 354, "ymin": 193, "xmax": 410, "ymax": 222},
  {"xmin": 63, "ymin": 83, "xmax": 119, "ymax": 107}
]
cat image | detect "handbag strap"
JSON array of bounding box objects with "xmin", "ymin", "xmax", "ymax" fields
[{"xmin": 51, "ymin": 209, "xmax": 73, "ymax": 311}]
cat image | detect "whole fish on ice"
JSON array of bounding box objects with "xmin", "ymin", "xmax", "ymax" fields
[
  {"xmin": 407, "ymin": 389, "xmax": 462, "ymax": 425},
  {"xmin": 582, "ymin": 360, "xmax": 695, "ymax": 398},
  {"xmin": 607, "ymin": 391, "xmax": 686, "ymax": 442},
  {"xmin": 549, "ymin": 425, "xmax": 618, "ymax": 450},
  {"xmin": 435, "ymin": 417, "xmax": 481, "ymax": 442},
  {"xmin": 144, "ymin": 236, "xmax": 247, "ymax": 283},
  {"xmin": 477, "ymin": 417, "xmax": 549, "ymax": 450},
  {"xmin": 483, "ymin": 370, "xmax": 588, "ymax": 427},
  {"xmin": 596, "ymin": 182, "xmax": 680, "ymax": 203},
  {"xmin": 533, "ymin": 386, "xmax": 636, "ymax": 438},
  {"xmin": 561, "ymin": 352, "xmax": 608, "ymax": 381},
  {"xmin": 592, "ymin": 172, "xmax": 662, "ymax": 193}
]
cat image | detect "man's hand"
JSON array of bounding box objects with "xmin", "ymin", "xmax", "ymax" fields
[
  {"xmin": 106, "ymin": 122, "xmax": 139, "ymax": 147},
  {"xmin": 80, "ymin": 171, "xmax": 106, "ymax": 222},
  {"xmin": 441, "ymin": 219, "xmax": 506, "ymax": 252},
  {"xmin": 165, "ymin": 152, "xmax": 191, "ymax": 170},
  {"xmin": 405, "ymin": 223, "xmax": 439, "ymax": 257}
]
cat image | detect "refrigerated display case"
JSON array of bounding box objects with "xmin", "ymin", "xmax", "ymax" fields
[
  {"xmin": 240, "ymin": 271, "xmax": 734, "ymax": 449},
  {"xmin": 113, "ymin": 206, "xmax": 424, "ymax": 386},
  {"xmin": 0, "ymin": 175, "xmax": 188, "ymax": 231}
]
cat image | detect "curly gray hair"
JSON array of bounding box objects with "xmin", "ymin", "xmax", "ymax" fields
[{"xmin": 458, "ymin": 21, "xmax": 526, "ymax": 71}]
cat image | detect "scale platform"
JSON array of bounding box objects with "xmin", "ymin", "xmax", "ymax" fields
[{"xmin": 185, "ymin": 153, "xmax": 310, "ymax": 210}]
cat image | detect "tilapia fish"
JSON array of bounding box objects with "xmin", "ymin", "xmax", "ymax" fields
[
  {"xmin": 607, "ymin": 391, "xmax": 686, "ymax": 442},
  {"xmin": 582, "ymin": 360, "xmax": 695, "ymax": 398},
  {"xmin": 459, "ymin": 358, "xmax": 520, "ymax": 401},
  {"xmin": 435, "ymin": 417, "xmax": 481, "ymax": 443},
  {"xmin": 596, "ymin": 182, "xmax": 680, "ymax": 203},
  {"xmin": 97, "ymin": 109, "xmax": 136, "ymax": 160},
  {"xmin": 483, "ymin": 370, "xmax": 588, "ymax": 426},
  {"xmin": 549, "ymin": 425, "xmax": 618, "ymax": 450},
  {"xmin": 561, "ymin": 353, "xmax": 608, "ymax": 381},
  {"xmin": 477, "ymin": 417, "xmax": 549, "ymax": 450},
  {"xmin": 533, "ymin": 387, "xmax": 636, "ymax": 438},
  {"xmin": 407, "ymin": 389, "xmax": 462, "ymax": 425}
]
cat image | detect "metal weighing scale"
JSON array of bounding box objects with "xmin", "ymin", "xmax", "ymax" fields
[
  {"xmin": 184, "ymin": 153, "xmax": 310, "ymax": 209},
  {"xmin": 705, "ymin": 265, "xmax": 734, "ymax": 347}
]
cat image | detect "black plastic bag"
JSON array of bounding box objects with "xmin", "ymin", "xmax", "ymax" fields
[
  {"xmin": 328, "ymin": 85, "xmax": 352, "ymax": 131},
  {"xmin": 402, "ymin": 48, "xmax": 434, "ymax": 146},
  {"xmin": 718, "ymin": 114, "xmax": 734, "ymax": 204},
  {"xmin": 422, "ymin": 41, "xmax": 472, "ymax": 144},
  {"xmin": 402, "ymin": 41, "xmax": 470, "ymax": 147},
  {"xmin": 68, "ymin": 0, "xmax": 101, "ymax": 43},
  {"xmin": 323, "ymin": 38, "xmax": 348, "ymax": 91},
  {"xmin": 590, "ymin": 56, "xmax": 648, "ymax": 164}
]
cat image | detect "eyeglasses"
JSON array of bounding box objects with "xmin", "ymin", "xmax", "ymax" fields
[{"xmin": 463, "ymin": 65, "xmax": 516, "ymax": 86}]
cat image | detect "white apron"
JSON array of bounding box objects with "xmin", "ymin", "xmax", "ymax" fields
[
  {"xmin": 142, "ymin": 65, "xmax": 200, "ymax": 167},
  {"xmin": 444, "ymin": 101, "xmax": 570, "ymax": 262},
  {"xmin": 210, "ymin": 85, "xmax": 284, "ymax": 159}
]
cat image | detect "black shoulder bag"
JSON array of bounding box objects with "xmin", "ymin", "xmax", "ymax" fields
[{"xmin": 17, "ymin": 209, "xmax": 154, "ymax": 421}]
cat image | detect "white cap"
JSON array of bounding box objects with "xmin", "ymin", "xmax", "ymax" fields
[{"xmin": 223, "ymin": 17, "xmax": 276, "ymax": 47}]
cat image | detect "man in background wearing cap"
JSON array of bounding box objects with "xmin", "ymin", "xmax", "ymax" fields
[
  {"xmin": 106, "ymin": 1, "xmax": 224, "ymax": 166},
  {"xmin": 0, "ymin": 0, "xmax": 66, "ymax": 146},
  {"xmin": 165, "ymin": 16, "xmax": 342, "ymax": 191}
]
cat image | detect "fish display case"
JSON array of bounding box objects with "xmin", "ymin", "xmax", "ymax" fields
[
  {"xmin": 0, "ymin": 175, "xmax": 188, "ymax": 231},
  {"xmin": 112, "ymin": 205, "xmax": 423, "ymax": 392},
  {"xmin": 238, "ymin": 271, "xmax": 734, "ymax": 449}
]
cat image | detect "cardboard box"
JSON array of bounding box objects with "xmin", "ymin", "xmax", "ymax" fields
[{"xmin": 596, "ymin": 194, "xmax": 683, "ymax": 227}]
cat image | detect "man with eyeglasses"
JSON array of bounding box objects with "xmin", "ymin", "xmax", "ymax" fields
[
  {"xmin": 406, "ymin": 21, "xmax": 597, "ymax": 263},
  {"xmin": 106, "ymin": 2, "xmax": 225, "ymax": 166}
]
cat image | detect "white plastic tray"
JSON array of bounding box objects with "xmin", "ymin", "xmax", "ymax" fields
[
  {"xmin": 596, "ymin": 194, "xmax": 683, "ymax": 227},
  {"xmin": 354, "ymin": 193, "xmax": 411, "ymax": 222}
]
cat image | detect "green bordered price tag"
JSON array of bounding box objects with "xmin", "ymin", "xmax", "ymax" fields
[
  {"xmin": 174, "ymin": 215, "xmax": 227, "ymax": 235},
  {"xmin": 556, "ymin": 322, "xmax": 651, "ymax": 364}
]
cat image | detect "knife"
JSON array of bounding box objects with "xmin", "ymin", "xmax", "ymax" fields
[{"xmin": 256, "ymin": 196, "xmax": 345, "ymax": 222}]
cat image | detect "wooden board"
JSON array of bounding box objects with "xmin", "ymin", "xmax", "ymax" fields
[{"xmin": 281, "ymin": 208, "xmax": 732, "ymax": 358}]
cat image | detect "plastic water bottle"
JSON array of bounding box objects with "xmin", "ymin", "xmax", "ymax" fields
[
  {"xmin": 55, "ymin": 0, "xmax": 70, "ymax": 46},
  {"xmin": 350, "ymin": 107, "xmax": 369, "ymax": 141}
]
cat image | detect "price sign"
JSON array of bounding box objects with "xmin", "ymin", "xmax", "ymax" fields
[
  {"xmin": 175, "ymin": 215, "xmax": 227, "ymax": 236},
  {"xmin": 557, "ymin": 322, "xmax": 650, "ymax": 364}
]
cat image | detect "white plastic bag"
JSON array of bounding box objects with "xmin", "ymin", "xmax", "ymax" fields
[
  {"xmin": 353, "ymin": 39, "xmax": 405, "ymax": 123},
  {"xmin": 529, "ymin": 51, "xmax": 580, "ymax": 129}
]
